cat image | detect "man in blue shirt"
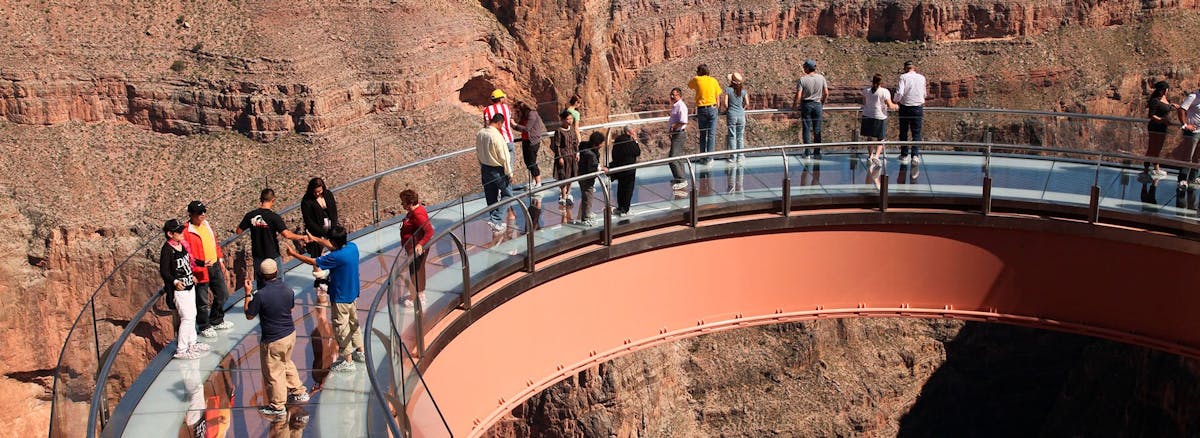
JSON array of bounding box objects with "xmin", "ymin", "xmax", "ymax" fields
[
  {"xmin": 243, "ymin": 259, "xmax": 308, "ymax": 418},
  {"xmin": 287, "ymin": 226, "xmax": 362, "ymax": 372}
]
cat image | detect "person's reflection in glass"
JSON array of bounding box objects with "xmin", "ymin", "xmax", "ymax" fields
[
  {"xmin": 867, "ymin": 160, "xmax": 883, "ymax": 190},
  {"xmin": 1176, "ymin": 183, "xmax": 1197, "ymax": 215},
  {"xmin": 268, "ymin": 405, "xmax": 309, "ymax": 437},
  {"xmin": 800, "ymin": 162, "xmax": 821, "ymax": 187},
  {"xmin": 697, "ymin": 166, "xmax": 714, "ymax": 197},
  {"xmin": 310, "ymin": 305, "xmax": 333, "ymax": 393},
  {"xmin": 529, "ymin": 191, "xmax": 545, "ymax": 231},
  {"xmin": 179, "ymin": 359, "xmax": 207, "ymax": 436},
  {"xmin": 204, "ymin": 358, "xmax": 235, "ymax": 438},
  {"xmin": 724, "ymin": 160, "xmax": 744, "ymax": 195},
  {"xmin": 1140, "ymin": 177, "xmax": 1159, "ymax": 211}
]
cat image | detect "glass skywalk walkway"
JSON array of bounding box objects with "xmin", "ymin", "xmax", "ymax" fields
[{"xmin": 50, "ymin": 107, "xmax": 1200, "ymax": 437}]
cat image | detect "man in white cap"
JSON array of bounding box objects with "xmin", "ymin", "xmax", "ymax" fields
[{"xmin": 244, "ymin": 258, "xmax": 308, "ymax": 419}]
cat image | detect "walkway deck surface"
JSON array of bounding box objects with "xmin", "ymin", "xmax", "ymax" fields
[{"xmin": 117, "ymin": 151, "xmax": 1199, "ymax": 436}]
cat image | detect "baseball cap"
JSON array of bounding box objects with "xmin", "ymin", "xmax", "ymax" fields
[
  {"xmin": 187, "ymin": 200, "xmax": 206, "ymax": 215},
  {"xmin": 491, "ymin": 89, "xmax": 506, "ymax": 99},
  {"xmin": 162, "ymin": 218, "xmax": 185, "ymax": 233},
  {"xmin": 259, "ymin": 258, "xmax": 278, "ymax": 276},
  {"xmin": 803, "ymin": 59, "xmax": 817, "ymax": 70}
]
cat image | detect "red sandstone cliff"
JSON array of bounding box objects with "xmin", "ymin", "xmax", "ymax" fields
[{"xmin": 2, "ymin": 1, "xmax": 1200, "ymax": 436}]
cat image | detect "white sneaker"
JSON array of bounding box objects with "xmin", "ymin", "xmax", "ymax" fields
[
  {"xmin": 899, "ymin": 155, "xmax": 912, "ymax": 165},
  {"xmin": 189, "ymin": 343, "xmax": 211, "ymax": 353},
  {"xmin": 1190, "ymin": 177, "xmax": 1200, "ymax": 186},
  {"xmin": 487, "ymin": 221, "xmax": 507, "ymax": 233},
  {"xmin": 288, "ymin": 392, "xmax": 310, "ymax": 404},
  {"xmin": 331, "ymin": 359, "xmax": 356, "ymax": 372},
  {"xmin": 1180, "ymin": 180, "xmax": 1189, "ymax": 190},
  {"xmin": 352, "ymin": 351, "xmax": 366, "ymax": 363},
  {"xmin": 869, "ymin": 156, "xmax": 882, "ymax": 167},
  {"xmin": 1153, "ymin": 169, "xmax": 1168, "ymax": 180},
  {"xmin": 214, "ymin": 321, "xmax": 234, "ymax": 330},
  {"xmin": 199, "ymin": 328, "xmax": 217, "ymax": 338},
  {"xmin": 911, "ymin": 155, "xmax": 921, "ymax": 164},
  {"xmin": 671, "ymin": 182, "xmax": 688, "ymax": 191}
]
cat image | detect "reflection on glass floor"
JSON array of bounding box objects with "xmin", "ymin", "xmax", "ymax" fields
[{"xmin": 118, "ymin": 151, "xmax": 1200, "ymax": 437}]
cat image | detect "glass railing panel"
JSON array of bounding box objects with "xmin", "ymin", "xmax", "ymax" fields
[
  {"xmin": 50, "ymin": 300, "xmax": 98, "ymax": 438},
  {"xmin": 1096, "ymin": 155, "xmax": 1200, "ymax": 224}
]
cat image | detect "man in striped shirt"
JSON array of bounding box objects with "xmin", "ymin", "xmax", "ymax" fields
[{"xmin": 484, "ymin": 89, "xmax": 521, "ymax": 171}]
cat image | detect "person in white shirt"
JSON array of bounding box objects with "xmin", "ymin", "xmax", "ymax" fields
[
  {"xmin": 894, "ymin": 60, "xmax": 927, "ymax": 164},
  {"xmin": 1176, "ymin": 88, "xmax": 1200, "ymax": 188},
  {"xmin": 667, "ymin": 87, "xmax": 689, "ymax": 191},
  {"xmin": 862, "ymin": 74, "xmax": 899, "ymax": 167}
]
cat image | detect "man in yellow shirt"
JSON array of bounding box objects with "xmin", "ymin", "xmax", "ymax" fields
[
  {"xmin": 687, "ymin": 64, "xmax": 722, "ymax": 165},
  {"xmin": 476, "ymin": 113, "xmax": 514, "ymax": 233}
]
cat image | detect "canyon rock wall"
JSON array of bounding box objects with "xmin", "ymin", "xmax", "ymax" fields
[
  {"xmin": 2, "ymin": 0, "xmax": 1200, "ymax": 436},
  {"xmin": 486, "ymin": 319, "xmax": 1200, "ymax": 437}
]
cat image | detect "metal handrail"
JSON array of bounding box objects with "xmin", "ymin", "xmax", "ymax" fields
[{"xmin": 365, "ymin": 133, "xmax": 1200, "ymax": 435}]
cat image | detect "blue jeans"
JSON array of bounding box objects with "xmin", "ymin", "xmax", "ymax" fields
[
  {"xmin": 899, "ymin": 105, "xmax": 924, "ymax": 157},
  {"xmin": 800, "ymin": 101, "xmax": 823, "ymax": 155},
  {"xmin": 726, "ymin": 114, "xmax": 745, "ymax": 160},
  {"xmin": 481, "ymin": 164, "xmax": 512, "ymax": 224},
  {"xmin": 697, "ymin": 105, "xmax": 718, "ymax": 158}
]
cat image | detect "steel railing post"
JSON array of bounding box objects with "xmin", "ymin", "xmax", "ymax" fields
[
  {"xmin": 686, "ymin": 160, "xmax": 698, "ymax": 227},
  {"xmin": 780, "ymin": 149, "xmax": 791, "ymax": 216},
  {"xmin": 449, "ymin": 233, "xmax": 472, "ymax": 310},
  {"xmin": 512, "ymin": 198, "xmax": 535, "ymax": 273},
  {"xmin": 1089, "ymin": 154, "xmax": 1103, "ymax": 223},
  {"xmin": 599, "ymin": 175, "xmax": 613, "ymax": 246},
  {"xmin": 372, "ymin": 177, "xmax": 382, "ymax": 226},
  {"xmin": 983, "ymin": 131, "xmax": 993, "ymax": 215}
]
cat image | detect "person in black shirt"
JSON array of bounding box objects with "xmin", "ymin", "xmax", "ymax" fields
[
  {"xmin": 243, "ymin": 259, "xmax": 308, "ymax": 418},
  {"xmin": 608, "ymin": 126, "xmax": 641, "ymax": 216},
  {"xmin": 1145, "ymin": 81, "xmax": 1177, "ymax": 180},
  {"xmin": 300, "ymin": 177, "xmax": 338, "ymax": 257},
  {"xmin": 236, "ymin": 188, "xmax": 308, "ymax": 289},
  {"xmin": 160, "ymin": 219, "xmax": 208, "ymax": 360},
  {"xmin": 576, "ymin": 132, "xmax": 606, "ymax": 225}
]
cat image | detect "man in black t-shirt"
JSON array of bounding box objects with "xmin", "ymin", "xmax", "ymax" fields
[{"xmin": 236, "ymin": 188, "xmax": 308, "ymax": 289}]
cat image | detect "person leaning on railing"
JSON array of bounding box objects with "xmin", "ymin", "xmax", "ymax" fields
[
  {"xmin": 1175, "ymin": 87, "xmax": 1200, "ymax": 189},
  {"xmin": 608, "ymin": 126, "xmax": 641, "ymax": 216},
  {"xmin": 478, "ymin": 113, "xmax": 516, "ymax": 234},
  {"xmin": 576, "ymin": 132, "xmax": 606, "ymax": 226},
  {"xmin": 1144, "ymin": 81, "xmax": 1176, "ymax": 181},
  {"xmin": 399, "ymin": 189, "xmax": 433, "ymax": 308},
  {"xmin": 688, "ymin": 64, "xmax": 722, "ymax": 165}
]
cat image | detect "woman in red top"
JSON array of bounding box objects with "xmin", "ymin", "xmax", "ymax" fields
[{"xmin": 399, "ymin": 189, "xmax": 434, "ymax": 307}]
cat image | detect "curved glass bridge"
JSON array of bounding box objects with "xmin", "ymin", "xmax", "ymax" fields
[{"xmin": 49, "ymin": 107, "xmax": 1200, "ymax": 437}]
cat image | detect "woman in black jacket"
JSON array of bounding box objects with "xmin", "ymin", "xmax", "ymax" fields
[
  {"xmin": 608, "ymin": 126, "xmax": 641, "ymax": 216},
  {"xmin": 300, "ymin": 177, "xmax": 338, "ymax": 257}
]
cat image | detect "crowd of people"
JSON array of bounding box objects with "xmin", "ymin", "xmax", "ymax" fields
[
  {"xmin": 158, "ymin": 178, "xmax": 434, "ymax": 421},
  {"xmin": 473, "ymin": 59, "xmax": 931, "ymax": 225}
]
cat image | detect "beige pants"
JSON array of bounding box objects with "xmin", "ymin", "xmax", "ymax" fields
[
  {"xmin": 260, "ymin": 331, "xmax": 306, "ymax": 410},
  {"xmin": 332, "ymin": 302, "xmax": 364, "ymax": 358}
]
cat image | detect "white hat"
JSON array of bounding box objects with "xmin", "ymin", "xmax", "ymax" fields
[
  {"xmin": 728, "ymin": 72, "xmax": 744, "ymax": 84},
  {"xmin": 259, "ymin": 259, "xmax": 278, "ymax": 275}
]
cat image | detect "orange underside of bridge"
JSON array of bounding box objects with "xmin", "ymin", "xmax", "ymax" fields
[{"xmin": 413, "ymin": 225, "xmax": 1200, "ymax": 437}]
